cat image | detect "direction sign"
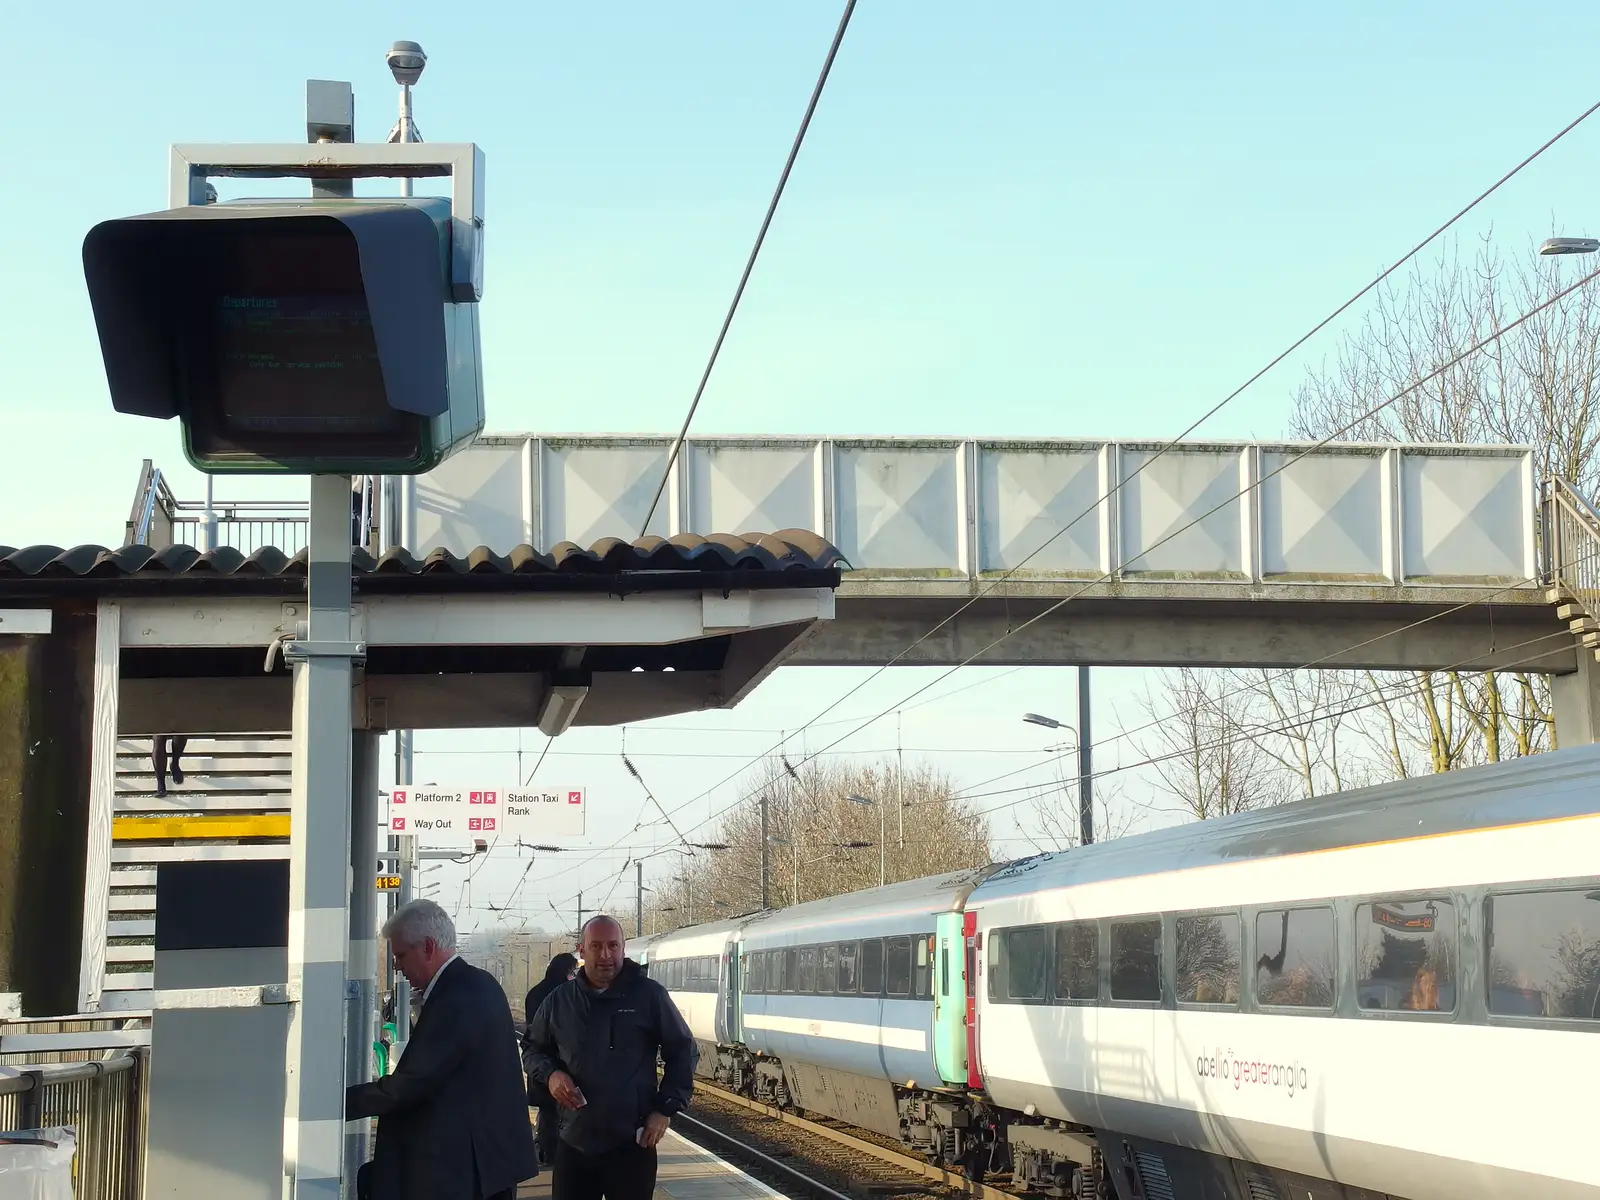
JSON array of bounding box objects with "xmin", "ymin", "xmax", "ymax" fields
[{"xmin": 385, "ymin": 785, "xmax": 586, "ymax": 846}]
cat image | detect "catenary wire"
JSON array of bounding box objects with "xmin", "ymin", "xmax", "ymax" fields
[
  {"xmin": 626, "ymin": 93, "xmax": 1600, "ymax": 820},
  {"xmin": 639, "ymin": 0, "xmax": 858, "ymax": 534},
  {"xmin": 517, "ymin": 99, "xmax": 1600, "ymax": 913}
]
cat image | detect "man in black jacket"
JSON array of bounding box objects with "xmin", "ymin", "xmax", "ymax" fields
[
  {"xmin": 524, "ymin": 951, "xmax": 578, "ymax": 1166},
  {"xmin": 523, "ymin": 915, "xmax": 697, "ymax": 1200},
  {"xmin": 347, "ymin": 899, "xmax": 538, "ymax": 1200}
]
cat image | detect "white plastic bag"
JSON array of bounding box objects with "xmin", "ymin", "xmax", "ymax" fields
[{"xmin": 0, "ymin": 1126, "xmax": 76, "ymax": 1200}]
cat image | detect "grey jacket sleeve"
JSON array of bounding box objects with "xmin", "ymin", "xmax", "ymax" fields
[
  {"xmin": 651, "ymin": 983, "xmax": 698, "ymax": 1116},
  {"xmin": 522, "ymin": 991, "xmax": 562, "ymax": 1085}
]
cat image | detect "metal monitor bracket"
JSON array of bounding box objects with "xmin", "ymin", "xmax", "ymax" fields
[{"xmin": 167, "ymin": 142, "xmax": 485, "ymax": 302}]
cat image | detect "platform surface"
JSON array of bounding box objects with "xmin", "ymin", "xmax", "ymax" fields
[{"xmin": 519, "ymin": 1129, "xmax": 778, "ymax": 1200}]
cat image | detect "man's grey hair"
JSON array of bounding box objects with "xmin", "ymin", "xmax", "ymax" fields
[{"xmin": 383, "ymin": 898, "xmax": 457, "ymax": 952}]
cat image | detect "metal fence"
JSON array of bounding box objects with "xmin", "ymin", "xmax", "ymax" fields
[
  {"xmin": 1545, "ymin": 476, "xmax": 1600, "ymax": 617},
  {"xmin": 0, "ymin": 1052, "xmax": 146, "ymax": 1199}
]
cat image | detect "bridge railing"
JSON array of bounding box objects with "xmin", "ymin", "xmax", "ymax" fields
[
  {"xmin": 1544, "ymin": 476, "xmax": 1600, "ymax": 615},
  {"xmin": 0, "ymin": 1051, "xmax": 147, "ymax": 1199}
]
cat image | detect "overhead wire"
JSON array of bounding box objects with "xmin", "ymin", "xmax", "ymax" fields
[
  {"xmin": 665, "ymin": 262, "xmax": 1600, "ymax": 843},
  {"xmin": 639, "ymin": 0, "xmax": 858, "ymax": 534},
  {"xmin": 519, "ymin": 95, "xmax": 1600, "ymax": 913},
  {"xmin": 620, "ymin": 93, "xmax": 1600, "ymax": 831}
]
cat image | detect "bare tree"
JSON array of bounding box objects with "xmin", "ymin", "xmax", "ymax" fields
[
  {"xmin": 1275, "ymin": 232, "xmax": 1600, "ymax": 772},
  {"xmin": 1135, "ymin": 667, "xmax": 1289, "ymax": 819},
  {"xmin": 643, "ymin": 755, "xmax": 991, "ymax": 933},
  {"xmin": 1020, "ymin": 757, "xmax": 1138, "ymax": 853}
]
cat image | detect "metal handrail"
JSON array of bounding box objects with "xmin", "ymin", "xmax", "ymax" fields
[
  {"xmin": 0, "ymin": 1053, "xmax": 136, "ymax": 1094},
  {"xmin": 1544, "ymin": 477, "xmax": 1600, "ymax": 623},
  {"xmin": 130, "ymin": 467, "xmax": 162, "ymax": 546}
]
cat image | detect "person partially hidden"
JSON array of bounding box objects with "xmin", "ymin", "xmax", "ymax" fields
[{"xmin": 153, "ymin": 735, "xmax": 188, "ymax": 798}]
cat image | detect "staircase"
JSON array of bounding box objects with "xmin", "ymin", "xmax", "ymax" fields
[
  {"xmin": 100, "ymin": 734, "xmax": 293, "ymax": 1006},
  {"xmin": 1545, "ymin": 477, "xmax": 1600, "ymax": 665}
]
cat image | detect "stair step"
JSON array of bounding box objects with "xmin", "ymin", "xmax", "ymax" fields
[{"xmin": 1557, "ymin": 602, "xmax": 1587, "ymax": 622}]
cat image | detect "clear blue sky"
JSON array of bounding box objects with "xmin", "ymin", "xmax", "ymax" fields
[{"xmin": 4, "ymin": 1, "xmax": 1597, "ymax": 934}]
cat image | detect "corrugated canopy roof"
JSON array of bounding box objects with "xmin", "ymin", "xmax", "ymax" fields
[{"xmin": 0, "ymin": 532, "xmax": 846, "ymax": 596}]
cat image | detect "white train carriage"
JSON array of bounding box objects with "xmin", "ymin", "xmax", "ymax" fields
[
  {"xmin": 738, "ymin": 869, "xmax": 988, "ymax": 1146},
  {"xmin": 970, "ymin": 742, "xmax": 1600, "ymax": 1200},
  {"xmin": 646, "ymin": 918, "xmax": 745, "ymax": 1071}
]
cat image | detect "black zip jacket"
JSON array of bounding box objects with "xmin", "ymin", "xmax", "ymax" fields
[{"xmin": 522, "ymin": 959, "xmax": 698, "ymax": 1154}]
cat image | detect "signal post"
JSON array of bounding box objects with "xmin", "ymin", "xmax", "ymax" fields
[{"xmin": 82, "ymin": 98, "xmax": 487, "ymax": 1198}]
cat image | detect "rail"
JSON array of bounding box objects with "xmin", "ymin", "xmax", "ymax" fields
[
  {"xmin": 1544, "ymin": 476, "xmax": 1600, "ymax": 616},
  {"xmin": 0, "ymin": 1051, "xmax": 147, "ymax": 1200}
]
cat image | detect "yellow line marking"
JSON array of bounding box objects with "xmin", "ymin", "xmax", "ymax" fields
[{"xmin": 112, "ymin": 814, "xmax": 290, "ymax": 841}]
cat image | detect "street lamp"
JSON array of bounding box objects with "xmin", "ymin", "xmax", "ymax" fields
[
  {"xmin": 1539, "ymin": 237, "xmax": 1600, "ymax": 256},
  {"xmin": 1024, "ymin": 704, "xmax": 1094, "ymax": 847}
]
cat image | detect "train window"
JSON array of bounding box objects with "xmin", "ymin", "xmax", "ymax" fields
[
  {"xmin": 1355, "ymin": 897, "xmax": 1456, "ymax": 1014},
  {"xmin": 746, "ymin": 952, "xmax": 762, "ymax": 994},
  {"xmin": 941, "ymin": 944, "xmax": 951, "ymax": 997},
  {"xmin": 1110, "ymin": 919, "xmax": 1162, "ymax": 1002},
  {"xmin": 915, "ymin": 936, "xmax": 931, "ymax": 999},
  {"xmin": 799, "ymin": 947, "xmax": 818, "ymax": 994},
  {"xmin": 862, "ymin": 939, "xmax": 885, "ymax": 994},
  {"xmin": 1485, "ymin": 887, "xmax": 1600, "ymax": 1021},
  {"xmin": 838, "ymin": 942, "xmax": 859, "ymax": 993},
  {"xmin": 1054, "ymin": 921, "xmax": 1099, "ymax": 1001},
  {"xmin": 1176, "ymin": 913, "xmax": 1241, "ymax": 1006},
  {"xmin": 1255, "ymin": 907, "xmax": 1335, "ymax": 1010},
  {"xmin": 820, "ymin": 944, "xmax": 839, "ymax": 993},
  {"xmin": 783, "ymin": 948, "xmax": 799, "ymax": 993},
  {"xmin": 987, "ymin": 929, "xmax": 1005, "ymax": 1002},
  {"xmin": 886, "ymin": 936, "xmax": 912, "ymax": 996},
  {"xmin": 1003, "ymin": 926, "xmax": 1049, "ymax": 1001}
]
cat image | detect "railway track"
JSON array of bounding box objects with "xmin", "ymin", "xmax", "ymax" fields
[{"xmin": 677, "ymin": 1079, "xmax": 1027, "ymax": 1200}]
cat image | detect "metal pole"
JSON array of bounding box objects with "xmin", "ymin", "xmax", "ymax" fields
[
  {"xmin": 346, "ymin": 731, "xmax": 380, "ymax": 1182},
  {"xmin": 392, "ymin": 730, "xmax": 415, "ymax": 1048},
  {"xmin": 879, "ymin": 793, "xmax": 886, "ymax": 888},
  {"xmin": 283, "ymin": 473, "xmax": 359, "ymax": 1198},
  {"xmin": 895, "ymin": 712, "xmax": 904, "ymax": 866},
  {"xmin": 201, "ymin": 476, "xmax": 218, "ymax": 552},
  {"xmin": 1077, "ymin": 665, "xmax": 1094, "ymax": 846},
  {"xmin": 635, "ymin": 861, "xmax": 644, "ymax": 937},
  {"xmin": 760, "ymin": 792, "xmax": 770, "ymax": 909}
]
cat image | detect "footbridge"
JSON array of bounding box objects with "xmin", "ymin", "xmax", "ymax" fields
[{"xmin": 133, "ymin": 434, "xmax": 1594, "ymax": 660}]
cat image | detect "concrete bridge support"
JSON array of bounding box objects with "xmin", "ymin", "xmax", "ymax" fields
[{"xmin": 1554, "ymin": 653, "xmax": 1600, "ymax": 748}]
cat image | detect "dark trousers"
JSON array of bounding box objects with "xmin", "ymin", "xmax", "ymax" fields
[
  {"xmin": 536, "ymin": 1102, "xmax": 561, "ymax": 1164},
  {"xmin": 552, "ymin": 1139, "xmax": 657, "ymax": 1200}
]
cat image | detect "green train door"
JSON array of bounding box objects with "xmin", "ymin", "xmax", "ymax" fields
[{"xmin": 933, "ymin": 912, "xmax": 967, "ymax": 1085}]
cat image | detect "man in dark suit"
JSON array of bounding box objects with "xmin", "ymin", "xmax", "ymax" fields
[{"xmin": 347, "ymin": 899, "xmax": 538, "ymax": 1200}]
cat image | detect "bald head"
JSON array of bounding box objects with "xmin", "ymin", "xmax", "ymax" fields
[{"xmin": 580, "ymin": 915, "xmax": 625, "ymax": 988}]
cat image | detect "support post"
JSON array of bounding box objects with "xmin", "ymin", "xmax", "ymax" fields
[
  {"xmin": 635, "ymin": 861, "xmax": 644, "ymax": 937},
  {"xmin": 760, "ymin": 793, "xmax": 771, "ymax": 909},
  {"xmin": 1553, "ymin": 653, "xmax": 1600, "ymax": 748},
  {"xmin": 392, "ymin": 730, "xmax": 415, "ymax": 1050},
  {"xmin": 1078, "ymin": 664, "xmax": 1094, "ymax": 846},
  {"xmin": 346, "ymin": 731, "xmax": 380, "ymax": 1183},
  {"xmin": 282, "ymin": 473, "xmax": 360, "ymax": 1198}
]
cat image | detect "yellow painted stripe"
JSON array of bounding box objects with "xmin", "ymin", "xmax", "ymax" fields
[{"xmin": 112, "ymin": 814, "xmax": 290, "ymax": 841}]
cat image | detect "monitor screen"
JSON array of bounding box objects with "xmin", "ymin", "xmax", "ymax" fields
[
  {"xmin": 183, "ymin": 220, "xmax": 418, "ymax": 462},
  {"xmin": 214, "ymin": 292, "xmax": 391, "ymax": 434}
]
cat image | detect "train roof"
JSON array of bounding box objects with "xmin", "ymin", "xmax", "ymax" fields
[
  {"xmin": 971, "ymin": 741, "xmax": 1600, "ymax": 904},
  {"xmin": 647, "ymin": 915, "xmax": 751, "ymax": 956},
  {"xmin": 739, "ymin": 865, "xmax": 990, "ymax": 944}
]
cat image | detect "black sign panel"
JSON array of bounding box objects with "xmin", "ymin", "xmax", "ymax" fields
[{"xmin": 155, "ymin": 860, "xmax": 290, "ymax": 952}]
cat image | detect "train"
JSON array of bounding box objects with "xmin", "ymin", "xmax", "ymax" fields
[{"xmin": 630, "ymin": 742, "xmax": 1600, "ymax": 1200}]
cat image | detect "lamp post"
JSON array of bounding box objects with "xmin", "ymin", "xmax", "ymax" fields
[{"xmin": 1025, "ymin": 683, "xmax": 1094, "ymax": 847}]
